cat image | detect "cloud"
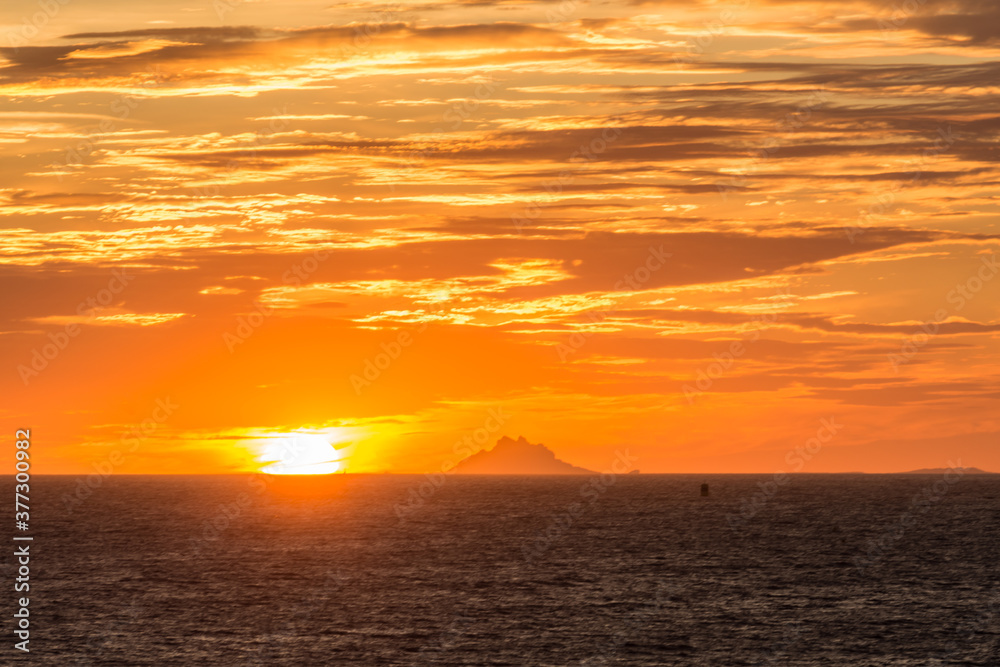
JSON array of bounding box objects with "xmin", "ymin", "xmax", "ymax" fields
[{"xmin": 4, "ymin": 0, "xmax": 1000, "ymax": 473}]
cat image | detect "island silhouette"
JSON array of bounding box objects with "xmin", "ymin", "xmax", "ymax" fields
[
  {"xmin": 901, "ymin": 466, "xmax": 995, "ymax": 475},
  {"xmin": 455, "ymin": 435, "xmax": 595, "ymax": 474}
]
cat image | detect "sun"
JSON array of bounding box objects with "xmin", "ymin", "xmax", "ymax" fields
[{"xmin": 258, "ymin": 433, "xmax": 348, "ymax": 475}]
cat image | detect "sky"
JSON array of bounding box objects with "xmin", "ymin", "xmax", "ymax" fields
[{"xmin": 1, "ymin": 0, "xmax": 998, "ymax": 475}]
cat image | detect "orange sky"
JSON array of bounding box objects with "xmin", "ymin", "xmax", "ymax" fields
[{"xmin": 1, "ymin": 0, "xmax": 998, "ymax": 474}]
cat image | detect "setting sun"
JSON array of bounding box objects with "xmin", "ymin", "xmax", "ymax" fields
[{"xmin": 257, "ymin": 433, "xmax": 349, "ymax": 475}]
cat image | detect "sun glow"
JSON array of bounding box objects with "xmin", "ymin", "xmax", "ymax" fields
[{"xmin": 258, "ymin": 433, "xmax": 349, "ymax": 475}]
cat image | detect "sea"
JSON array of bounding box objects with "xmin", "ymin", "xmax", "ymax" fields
[{"xmin": 6, "ymin": 473, "xmax": 1000, "ymax": 665}]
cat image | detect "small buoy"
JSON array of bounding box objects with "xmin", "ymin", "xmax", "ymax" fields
[{"xmin": 700, "ymin": 483, "xmax": 710, "ymax": 497}]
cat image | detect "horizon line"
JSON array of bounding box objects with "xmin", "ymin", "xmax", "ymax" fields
[{"xmin": 9, "ymin": 469, "xmax": 995, "ymax": 477}]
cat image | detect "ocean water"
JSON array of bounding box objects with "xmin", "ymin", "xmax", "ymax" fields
[{"xmin": 6, "ymin": 474, "xmax": 1000, "ymax": 665}]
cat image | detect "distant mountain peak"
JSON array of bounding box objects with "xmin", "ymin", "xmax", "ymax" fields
[
  {"xmin": 455, "ymin": 435, "xmax": 595, "ymax": 474},
  {"xmin": 901, "ymin": 466, "xmax": 995, "ymax": 475}
]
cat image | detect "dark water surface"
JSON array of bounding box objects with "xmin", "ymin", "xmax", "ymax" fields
[{"xmin": 5, "ymin": 474, "xmax": 1000, "ymax": 665}]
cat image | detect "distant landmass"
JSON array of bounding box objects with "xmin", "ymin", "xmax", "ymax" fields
[
  {"xmin": 455, "ymin": 436, "xmax": 595, "ymax": 474},
  {"xmin": 900, "ymin": 466, "xmax": 996, "ymax": 475}
]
